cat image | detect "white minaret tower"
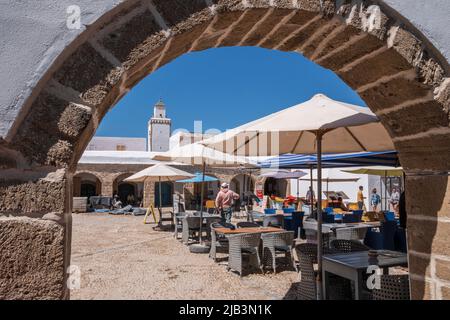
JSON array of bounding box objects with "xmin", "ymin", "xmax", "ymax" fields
[{"xmin": 148, "ymin": 99, "xmax": 171, "ymax": 152}]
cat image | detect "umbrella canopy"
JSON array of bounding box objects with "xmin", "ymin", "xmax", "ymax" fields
[
  {"xmin": 177, "ymin": 172, "xmax": 219, "ymax": 183},
  {"xmin": 342, "ymin": 166, "xmax": 403, "ymax": 177},
  {"xmin": 300, "ymin": 168, "xmax": 360, "ymax": 182},
  {"xmin": 258, "ymin": 151, "xmax": 399, "ymax": 169},
  {"xmin": 259, "ymin": 169, "xmax": 307, "ymax": 179},
  {"xmin": 202, "ymin": 94, "xmax": 394, "ymax": 156},
  {"xmin": 124, "ymin": 163, "xmax": 195, "ymax": 183},
  {"xmin": 202, "ymin": 93, "xmax": 394, "ymax": 300},
  {"xmin": 151, "ymin": 142, "xmax": 255, "ymax": 167}
]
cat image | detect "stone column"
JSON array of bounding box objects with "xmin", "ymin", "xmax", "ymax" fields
[
  {"xmin": 0, "ymin": 167, "xmax": 72, "ymax": 300},
  {"xmin": 143, "ymin": 180, "xmax": 155, "ymax": 208},
  {"xmin": 73, "ymin": 176, "xmax": 81, "ymax": 197},
  {"xmin": 101, "ymin": 180, "xmax": 114, "ymax": 197}
]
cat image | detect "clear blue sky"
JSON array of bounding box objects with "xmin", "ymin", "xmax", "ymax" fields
[{"xmin": 96, "ymin": 47, "xmax": 366, "ymax": 138}]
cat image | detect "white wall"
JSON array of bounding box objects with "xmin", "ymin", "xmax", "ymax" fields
[
  {"xmin": 85, "ymin": 137, "xmax": 147, "ymax": 151},
  {"xmin": 289, "ymin": 168, "xmax": 375, "ymax": 209}
]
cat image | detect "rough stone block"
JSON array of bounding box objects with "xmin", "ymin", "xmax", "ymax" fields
[
  {"xmin": 153, "ymin": 0, "xmax": 209, "ymax": 27},
  {"xmin": 260, "ymin": 10, "xmax": 319, "ymax": 49},
  {"xmin": 12, "ymin": 92, "xmax": 90, "ymax": 167},
  {"xmin": 361, "ymin": 76, "xmax": 432, "ymax": 112},
  {"xmin": 241, "ymin": 9, "xmax": 292, "ymax": 46},
  {"xmin": 0, "ymin": 172, "xmax": 67, "ymax": 214},
  {"xmin": 279, "ymin": 17, "xmax": 331, "ymax": 52},
  {"xmin": 407, "ymin": 218, "xmax": 450, "ymax": 257},
  {"xmin": 406, "ymin": 175, "xmax": 450, "ymax": 220},
  {"xmin": 99, "ymin": 9, "xmax": 162, "ymax": 69},
  {"xmin": 435, "ymin": 258, "xmax": 450, "ymax": 282},
  {"xmin": 0, "ymin": 217, "xmax": 65, "ymax": 300},
  {"xmin": 318, "ymin": 34, "xmax": 384, "ymax": 71},
  {"xmin": 193, "ymin": 10, "xmax": 243, "ymax": 51},
  {"xmin": 339, "ymin": 48, "xmax": 412, "ymax": 89},
  {"xmin": 410, "ymin": 278, "xmax": 434, "ymax": 300},
  {"xmin": 311, "ymin": 25, "xmax": 361, "ymax": 60},
  {"xmin": 408, "ymin": 253, "xmax": 432, "ymax": 278},
  {"xmin": 395, "ymin": 134, "xmax": 450, "ymax": 171},
  {"xmin": 220, "ymin": 9, "xmax": 269, "ymax": 47},
  {"xmin": 159, "ymin": 22, "xmax": 210, "ymax": 67},
  {"xmin": 53, "ymin": 43, "xmax": 122, "ymax": 106},
  {"xmin": 378, "ymin": 100, "xmax": 449, "ymax": 137}
]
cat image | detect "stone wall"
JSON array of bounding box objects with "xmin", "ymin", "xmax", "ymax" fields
[{"xmin": 0, "ymin": 0, "xmax": 449, "ymax": 299}]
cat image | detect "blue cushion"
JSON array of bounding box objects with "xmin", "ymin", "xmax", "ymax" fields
[
  {"xmin": 385, "ymin": 211, "xmax": 396, "ymax": 221},
  {"xmin": 283, "ymin": 208, "xmax": 295, "ymax": 213},
  {"xmin": 264, "ymin": 208, "xmax": 276, "ymax": 214}
]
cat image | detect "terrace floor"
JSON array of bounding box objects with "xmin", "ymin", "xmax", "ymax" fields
[{"xmin": 70, "ymin": 212, "xmax": 299, "ymax": 300}]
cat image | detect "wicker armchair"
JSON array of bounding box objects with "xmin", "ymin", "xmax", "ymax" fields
[
  {"xmin": 261, "ymin": 231, "xmax": 295, "ymax": 273},
  {"xmin": 227, "ymin": 233, "xmax": 262, "ymax": 277},
  {"xmin": 237, "ymin": 221, "xmax": 260, "ymax": 228},
  {"xmin": 209, "ymin": 222, "xmax": 231, "ymax": 261},
  {"xmin": 330, "ymin": 239, "xmax": 370, "ymax": 253},
  {"xmin": 263, "ymin": 215, "xmax": 284, "ymax": 228},
  {"xmin": 295, "ymin": 243, "xmax": 351, "ymax": 300},
  {"xmin": 182, "ymin": 216, "xmax": 202, "ymax": 244},
  {"xmin": 372, "ymin": 275, "xmax": 410, "ymax": 300},
  {"xmin": 204, "ymin": 216, "xmax": 222, "ymax": 239},
  {"xmin": 335, "ymin": 227, "xmax": 368, "ymax": 241},
  {"xmin": 304, "ymin": 229, "xmax": 334, "ymax": 248}
]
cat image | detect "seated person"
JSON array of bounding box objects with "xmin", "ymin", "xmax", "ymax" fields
[
  {"xmin": 112, "ymin": 195, "xmax": 123, "ymax": 209},
  {"xmin": 336, "ymin": 196, "xmax": 348, "ymax": 211}
]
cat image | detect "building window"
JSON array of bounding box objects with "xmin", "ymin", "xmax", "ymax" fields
[{"xmin": 116, "ymin": 144, "xmax": 126, "ymax": 151}]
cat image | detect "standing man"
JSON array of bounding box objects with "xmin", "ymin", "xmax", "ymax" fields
[
  {"xmin": 306, "ymin": 186, "xmax": 315, "ymax": 205},
  {"xmin": 357, "ymin": 186, "xmax": 366, "ymax": 211},
  {"xmin": 370, "ymin": 188, "xmax": 382, "ymax": 212},
  {"xmin": 215, "ymin": 182, "xmax": 239, "ymax": 223}
]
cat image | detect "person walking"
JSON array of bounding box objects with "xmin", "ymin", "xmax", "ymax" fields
[
  {"xmin": 390, "ymin": 187, "xmax": 400, "ymax": 214},
  {"xmin": 370, "ymin": 188, "xmax": 381, "ymax": 212},
  {"xmin": 215, "ymin": 182, "xmax": 239, "ymax": 223},
  {"xmin": 357, "ymin": 186, "xmax": 366, "ymax": 210}
]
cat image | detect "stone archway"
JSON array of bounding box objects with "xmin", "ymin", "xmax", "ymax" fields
[
  {"xmin": 73, "ymin": 172, "xmax": 102, "ymax": 198},
  {"xmin": 0, "ymin": 0, "xmax": 449, "ymax": 300}
]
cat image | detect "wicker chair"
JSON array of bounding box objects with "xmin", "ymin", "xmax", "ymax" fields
[
  {"xmin": 330, "ymin": 239, "xmax": 370, "ymax": 253},
  {"xmin": 173, "ymin": 212, "xmax": 186, "ymax": 239},
  {"xmin": 261, "ymin": 231, "xmax": 295, "ymax": 273},
  {"xmin": 209, "ymin": 222, "xmax": 231, "ymax": 261},
  {"xmin": 204, "ymin": 216, "xmax": 222, "ymax": 239},
  {"xmin": 182, "ymin": 216, "xmax": 202, "ymax": 244},
  {"xmin": 335, "ymin": 227, "xmax": 368, "ymax": 241},
  {"xmin": 304, "ymin": 229, "xmax": 334, "ymax": 248},
  {"xmin": 295, "ymin": 243, "xmax": 351, "ymax": 300},
  {"xmin": 227, "ymin": 233, "xmax": 262, "ymax": 277},
  {"xmin": 263, "ymin": 215, "xmax": 284, "ymax": 228},
  {"xmin": 237, "ymin": 221, "xmax": 260, "ymax": 228},
  {"xmin": 372, "ymin": 275, "xmax": 410, "ymax": 300}
]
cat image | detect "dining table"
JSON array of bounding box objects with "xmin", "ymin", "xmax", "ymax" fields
[
  {"xmin": 322, "ymin": 250, "xmax": 408, "ymax": 300},
  {"xmin": 213, "ymin": 226, "xmax": 283, "ymax": 235}
]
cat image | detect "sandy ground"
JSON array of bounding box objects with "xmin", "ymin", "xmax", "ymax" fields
[{"xmin": 70, "ymin": 213, "xmax": 299, "ymax": 300}]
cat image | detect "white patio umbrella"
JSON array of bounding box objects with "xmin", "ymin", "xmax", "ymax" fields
[
  {"xmin": 203, "ymin": 94, "xmax": 394, "ymax": 299},
  {"xmin": 125, "ymin": 163, "xmax": 195, "ymax": 223},
  {"xmin": 343, "ymin": 166, "xmax": 404, "ymax": 210},
  {"xmin": 152, "ymin": 143, "xmax": 256, "ymax": 252}
]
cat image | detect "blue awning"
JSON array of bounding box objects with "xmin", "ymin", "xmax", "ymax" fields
[
  {"xmin": 176, "ymin": 172, "xmax": 219, "ymax": 183},
  {"xmin": 258, "ymin": 151, "xmax": 399, "ymax": 169}
]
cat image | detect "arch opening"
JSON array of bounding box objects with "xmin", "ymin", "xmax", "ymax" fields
[{"xmin": 1, "ymin": 0, "xmax": 449, "ymax": 300}]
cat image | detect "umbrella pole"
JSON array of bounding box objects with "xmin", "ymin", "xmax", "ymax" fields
[
  {"xmin": 316, "ymin": 132, "xmax": 324, "ymax": 300},
  {"xmin": 199, "ymin": 161, "xmax": 206, "ymax": 245},
  {"xmin": 385, "ymin": 171, "xmax": 387, "ymax": 211},
  {"xmin": 158, "ymin": 176, "xmax": 162, "ymax": 224},
  {"xmin": 310, "ymin": 165, "xmax": 313, "ymax": 217}
]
